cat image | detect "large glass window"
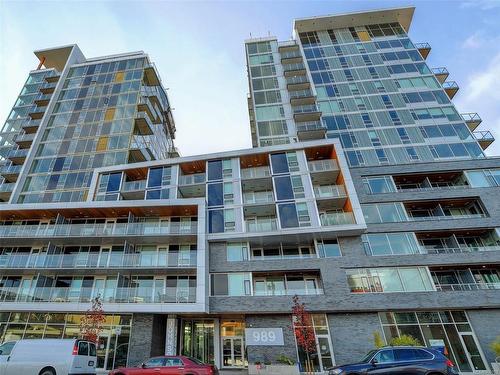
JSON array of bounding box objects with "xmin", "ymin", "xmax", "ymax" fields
[
  {"xmin": 274, "ymin": 176, "xmax": 294, "ymax": 201},
  {"xmin": 362, "ymin": 203, "xmax": 407, "ymax": 223},
  {"xmin": 207, "ymin": 160, "xmax": 223, "ymax": 181},
  {"xmin": 278, "ymin": 203, "xmax": 299, "ymax": 228},
  {"xmin": 362, "ymin": 176, "xmax": 396, "ymax": 194},
  {"xmin": 270, "ymin": 153, "xmax": 289, "ymax": 174},
  {"xmin": 226, "ymin": 243, "xmax": 249, "ymax": 262},
  {"xmin": 207, "ymin": 183, "xmax": 223, "ymax": 207},
  {"xmin": 362, "ymin": 233, "xmax": 421, "ymax": 255},
  {"xmin": 210, "ymin": 273, "xmax": 251, "ymax": 296},
  {"xmin": 346, "ymin": 267, "xmax": 434, "ymax": 293}
]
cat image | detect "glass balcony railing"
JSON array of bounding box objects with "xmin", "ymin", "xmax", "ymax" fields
[
  {"xmin": 292, "ymin": 104, "xmax": 319, "ymax": 114},
  {"xmin": 308, "ymin": 159, "xmax": 339, "ymax": 173},
  {"xmin": 289, "ymin": 89, "xmax": 314, "ymax": 99},
  {"xmin": 178, "ymin": 173, "xmax": 206, "ymax": 185},
  {"xmin": 122, "ymin": 180, "xmax": 147, "ymax": 192},
  {"xmin": 407, "ymin": 213, "xmax": 487, "ymax": 221},
  {"xmin": 21, "ymin": 119, "xmax": 41, "ymax": 130},
  {"xmin": 253, "ymin": 288, "xmax": 324, "ymax": 297},
  {"xmin": 0, "ymin": 286, "xmax": 196, "ymax": 304},
  {"xmin": 246, "ymin": 219, "xmax": 278, "ymax": 232},
  {"xmin": 283, "ymin": 62, "xmax": 306, "ymax": 72},
  {"xmin": 461, "ymin": 112, "xmax": 481, "ymax": 124},
  {"xmin": 296, "ymin": 121, "xmax": 325, "ymax": 132},
  {"xmin": 0, "ymin": 221, "xmax": 198, "ymax": 239},
  {"xmin": 0, "ymin": 183, "xmax": 15, "ymax": 193},
  {"xmin": 13, "ymin": 133, "xmax": 35, "ymax": 144},
  {"xmin": 421, "ymin": 245, "xmax": 500, "ymax": 254},
  {"xmin": 434, "ymin": 283, "xmax": 500, "ymax": 291},
  {"xmin": 286, "ymin": 75, "xmax": 309, "ymax": 86},
  {"xmin": 320, "ymin": 212, "xmax": 355, "ymax": 226},
  {"xmin": 313, "ymin": 185, "xmax": 347, "ymax": 199},
  {"xmin": 0, "ymin": 251, "xmax": 197, "ymax": 270},
  {"xmin": 241, "ymin": 166, "xmax": 271, "ymax": 179},
  {"xmin": 473, "ymin": 130, "xmax": 494, "ymax": 142},
  {"xmin": 280, "ymin": 50, "xmax": 302, "ymax": 60},
  {"xmin": 7, "ymin": 148, "xmax": 29, "ymax": 159},
  {"xmin": 0, "ymin": 164, "xmax": 22, "ymax": 175},
  {"xmin": 243, "ymin": 191, "xmax": 274, "ymax": 204}
]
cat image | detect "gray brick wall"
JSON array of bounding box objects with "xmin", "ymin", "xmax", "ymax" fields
[
  {"xmin": 128, "ymin": 314, "xmax": 155, "ymax": 367},
  {"xmin": 466, "ymin": 309, "xmax": 500, "ymax": 366},
  {"xmin": 245, "ymin": 315, "xmax": 297, "ymax": 365},
  {"xmin": 328, "ymin": 312, "xmax": 382, "ymax": 365}
]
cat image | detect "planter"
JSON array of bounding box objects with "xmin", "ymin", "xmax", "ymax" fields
[
  {"xmin": 491, "ymin": 362, "xmax": 500, "ymax": 374},
  {"xmin": 248, "ymin": 364, "xmax": 300, "ymax": 375}
]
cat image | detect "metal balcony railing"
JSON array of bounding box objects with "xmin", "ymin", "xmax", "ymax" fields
[
  {"xmin": 407, "ymin": 213, "xmax": 487, "ymax": 221},
  {"xmin": 0, "ymin": 286, "xmax": 196, "ymax": 304},
  {"xmin": 314, "ymin": 185, "xmax": 347, "ymax": 199},
  {"xmin": 473, "ymin": 130, "xmax": 494, "ymax": 142},
  {"xmin": 0, "ymin": 251, "xmax": 197, "ymax": 270},
  {"xmin": 241, "ymin": 166, "xmax": 271, "ymax": 179},
  {"xmin": 320, "ymin": 212, "xmax": 355, "ymax": 226},
  {"xmin": 178, "ymin": 173, "xmax": 206, "ymax": 185},
  {"xmin": 0, "ymin": 221, "xmax": 198, "ymax": 239},
  {"xmin": 308, "ymin": 159, "xmax": 339, "ymax": 173},
  {"xmin": 435, "ymin": 283, "xmax": 500, "ymax": 291}
]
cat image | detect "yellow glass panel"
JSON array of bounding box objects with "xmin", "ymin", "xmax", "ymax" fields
[
  {"xmin": 104, "ymin": 108, "xmax": 115, "ymax": 121},
  {"xmin": 114, "ymin": 71, "xmax": 125, "ymax": 83},
  {"xmin": 96, "ymin": 137, "xmax": 108, "ymax": 151},
  {"xmin": 358, "ymin": 31, "xmax": 371, "ymax": 42}
]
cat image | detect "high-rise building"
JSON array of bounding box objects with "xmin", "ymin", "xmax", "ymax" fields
[{"xmin": 0, "ymin": 7, "xmax": 499, "ymax": 374}]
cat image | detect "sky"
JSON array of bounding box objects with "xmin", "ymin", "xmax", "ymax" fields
[{"xmin": 1, "ymin": 0, "xmax": 500, "ymax": 157}]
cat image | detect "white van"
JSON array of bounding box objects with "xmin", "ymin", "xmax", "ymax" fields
[{"xmin": 0, "ymin": 339, "xmax": 96, "ymax": 375}]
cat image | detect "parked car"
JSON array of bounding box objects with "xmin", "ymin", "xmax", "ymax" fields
[
  {"xmin": 0, "ymin": 339, "xmax": 97, "ymax": 375},
  {"xmin": 327, "ymin": 346, "xmax": 459, "ymax": 374},
  {"xmin": 109, "ymin": 356, "xmax": 218, "ymax": 375}
]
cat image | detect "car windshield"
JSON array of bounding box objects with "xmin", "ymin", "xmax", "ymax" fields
[{"xmin": 359, "ymin": 350, "xmax": 378, "ymax": 363}]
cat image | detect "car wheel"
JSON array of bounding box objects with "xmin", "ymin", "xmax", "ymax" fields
[{"xmin": 39, "ymin": 367, "xmax": 56, "ymax": 375}]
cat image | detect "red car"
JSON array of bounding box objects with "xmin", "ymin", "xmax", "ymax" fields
[{"xmin": 109, "ymin": 356, "xmax": 219, "ymax": 375}]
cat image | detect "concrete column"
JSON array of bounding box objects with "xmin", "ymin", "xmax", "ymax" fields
[{"xmin": 165, "ymin": 315, "xmax": 178, "ymax": 355}]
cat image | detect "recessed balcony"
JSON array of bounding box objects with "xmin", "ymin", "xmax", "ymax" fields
[
  {"xmin": 461, "ymin": 113, "xmax": 482, "ymax": 131},
  {"xmin": 319, "ymin": 211, "xmax": 355, "ymax": 226},
  {"xmin": 431, "ymin": 266, "xmax": 500, "ymax": 292},
  {"xmin": 134, "ymin": 111, "xmax": 154, "ymax": 135},
  {"xmin": 121, "ymin": 179, "xmax": 146, "ymax": 200},
  {"xmin": 431, "ymin": 67, "xmax": 449, "ymax": 84},
  {"xmin": 178, "ymin": 173, "xmax": 206, "ymax": 198},
  {"xmin": 415, "ymin": 42, "xmax": 431, "ymax": 59},
  {"xmin": 473, "ymin": 130, "xmax": 494, "ymax": 150},
  {"xmin": 314, "ymin": 185, "xmax": 347, "ymax": 210},
  {"xmin": 307, "ymin": 159, "xmax": 340, "ymax": 184},
  {"xmin": 442, "ymin": 81, "xmax": 459, "ymax": 99},
  {"xmin": 13, "ymin": 133, "xmax": 35, "ymax": 148},
  {"xmin": 245, "ymin": 217, "xmax": 278, "ymax": 233},
  {"xmin": 417, "ymin": 228, "xmax": 500, "ymax": 255},
  {"xmin": 393, "ymin": 172, "xmax": 469, "ymax": 192},
  {"xmin": 296, "ymin": 121, "xmax": 327, "ymax": 141},
  {"xmin": 293, "ymin": 104, "xmax": 322, "ymax": 122},
  {"xmin": 405, "ymin": 198, "xmax": 487, "ymax": 222},
  {"xmin": 289, "ymin": 89, "xmax": 316, "ymax": 105}
]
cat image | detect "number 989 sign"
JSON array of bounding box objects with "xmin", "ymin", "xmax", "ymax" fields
[{"xmin": 245, "ymin": 328, "xmax": 284, "ymax": 346}]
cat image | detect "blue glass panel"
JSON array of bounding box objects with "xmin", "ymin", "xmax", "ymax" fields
[
  {"xmin": 270, "ymin": 153, "xmax": 288, "ymax": 174},
  {"xmin": 208, "ymin": 183, "xmax": 223, "ymax": 207},
  {"xmin": 278, "ymin": 203, "xmax": 299, "ymax": 228}
]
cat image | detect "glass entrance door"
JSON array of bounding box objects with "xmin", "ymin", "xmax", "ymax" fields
[
  {"xmin": 459, "ymin": 333, "xmax": 488, "ymax": 372},
  {"xmin": 222, "ymin": 337, "xmax": 245, "ymax": 368},
  {"xmin": 97, "ymin": 333, "xmax": 111, "ymax": 370}
]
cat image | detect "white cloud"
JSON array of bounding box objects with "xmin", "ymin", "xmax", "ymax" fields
[
  {"xmin": 460, "ymin": 0, "xmax": 500, "ymax": 10},
  {"xmin": 462, "ymin": 32, "xmax": 484, "ymax": 49}
]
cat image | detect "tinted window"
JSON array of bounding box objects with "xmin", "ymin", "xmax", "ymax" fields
[
  {"xmin": 270, "ymin": 153, "xmax": 289, "ymax": 174},
  {"xmin": 278, "ymin": 203, "xmax": 299, "ymax": 228},
  {"xmin": 78, "ymin": 341, "xmax": 89, "ymax": 356},
  {"xmin": 207, "ymin": 160, "xmax": 223, "ymax": 181},
  {"xmin": 374, "ymin": 349, "xmax": 395, "ymax": 363},
  {"xmin": 145, "ymin": 358, "xmax": 165, "ymax": 367},
  {"xmin": 394, "ymin": 348, "xmax": 416, "ymax": 362},
  {"xmin": 413, "ymin": 349, "xmax": 433, "ymax": 360},
  {"xmin": 208, "ymin": 209, "xmax": 224, "ymax": 233},
  {"xmin": 89, "ymin": 343, "xmax": 96, "ymax": 356},
  {"xmin": 207, "ymin": 183, "xmax": 223, "ymax": 206},
  {"xmin": 0, "ymin": 341, "xmax": 16, "ymax": 356},
  {"xmin": 165, "ymin": 357, "xmax": 184, "ymax": 366},
  {"xmin": 148, "ymin": 167, "xmax": 163, "ymax": 188},
  {"xmin": 274, "ymin": 176, "xmax": 294, "ymax": 201},
  {"xmin": 106, "ymin": 173, "xmax": 122, "ymax": 192}
]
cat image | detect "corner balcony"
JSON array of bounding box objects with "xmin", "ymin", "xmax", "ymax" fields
[
  {"xmin": 286, "ymin": 75, "xmax": 310, "ymax": 91},
  {"xmin": 134, "ymin": 111, "xmax": 154, "ymax": 135},
  {"xmin": 13, "ymin": 133, "xmax": 35, "ymax": 148},
  {"xmin": 137, "ymin": 96, "xmax": 159, "ymax": 124},
  {"xmin": 0, "ymin": 182, "xmax": 14, "ymax": 201},
  {"xmin": 293, "ymin": 104, "xmax": 322, "ymax": 122},
  {"xmin": 314, "ymin": 185, "xmax": 348, "ymax": 210},
  {"xmin": 415, "ymin": 42, "xmax": 431, "ymax": 59},
  {"xmin": 7, "ymin": 148, "xmax": 28, "ymax": 165},
  {"xmin": 21, "ymin": 119, "xmax": 41, "ymax": 133},
  {"xmin": 442, "ymin": 81, "xmax": 459, "ymax": 99},
  {"xmin": 296, "ymin": 121, "xmax": 327, "ymax": 141},
  {"xmin": 473, "ymin": 130, "xmax": 494, "ymax": 150},
  {"xmin": 178, "ymin": 173, "xmax": 206, "ymax": 198},
  {"xmin": 0, "ymin": 250, "xmax": 197, "ymax": 270},
  {"xmin": 39, "ymin": 81, "xmax": 56, "ymax": 94},
  {"xmin": 308, "ymin": 159, "xmax": 340, "ymax": 185},
  {"xmin": 34, "ymin": 93, "xmax": 52, "ymax": 107},
  {"xmin": 0, "ymin": 286, "xmax": 196, "ymax": 304},
  {"xmin": 320, "ymin": 212, "xmax": 355, "ymax": 226},
  {"xmin": 128, "ymin": 144, "xmax": 153, "ymax": 163},
  {"xmin": 289, "ymin": 89, "xmax": 316, "ymax": 106},
  {"xmin": 0, "ymin": 164, "xmax": 22, "ymax": 182},
  {"xmin": 283, "ymin": 62, "xmax": 306, "ymax": 77},
  {"xmin": 461, "ymin": 113, "xmax": 482, "ymax": 131},
  {"xmin": 431, "ymin": 67, "xmax": 449, "ymax": 84}
]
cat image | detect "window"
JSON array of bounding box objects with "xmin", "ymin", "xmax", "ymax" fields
[
  {"xmin": 278, "ymin": 203, "xmax": 299, "ymax": 228},
  {"xmin": 270, "ymin": 152, "xmax": 299, "ymax": 174},
  {"xmin": 165, "ymin": 358, "xmax": 184, "ymax": 366},
  {"xmin": 346, "ymin": 267, "xmax": 434, "ymax": 293},
  {"xmin": 226, "ymin": 243, "xmax": 248, "ymax": 262},
  {"xmin": 207, "ymin": 183, "xmax": 223, "ymax": 207},
  {"xmin": 89, "ymin": 343, "xmax": 96, "ymax": 356},
  {"xmin": 274, "ymin": 176, "xmax": 294, "ymax": 201},
  {"xmin": 317, "ymin": 240, "xmax": 341, "ymax": 257},
  {"xmin": 0, "ymin": 341, "xmax": 16, "ymax": 356},
  {"xmin": 374, "ymin": 349, "xmax": 395, "ymax": 363},
  {"xmin": 144, "ymin": 358, "xmax": 166, "ymax": 368},
  {"xmin": 78, "ymin": 341, "xmax": 89, "ymax": 356},
  {"xmin": 362, "ymin": 203, "xmax": 407, "ymax": 223},
  {"xmin": 210, "ymin": 273, "xmax": 251, "ymax": 296},
  {"xmin": 207, "ymin": 160, "xmax": 223, "ymax": 181},
  {"xmin": 363, "ymin": 233, "xmax": 421, "ymax": 256},
  {"xmin": 362, "ymin": 176, "xmax": 395, "ymax": 194}
]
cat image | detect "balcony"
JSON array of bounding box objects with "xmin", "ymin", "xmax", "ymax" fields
[
  {"xmin": 296, "ymin": 121, "xmax": 327, "ymax": 141},
  {"xmin": 121, "ymin": 180, "xmax": 146, "ymax": 200},
  {"xmin": 0, "ymin": 164, "xmax": 22, "ymax": 182},
  {"xmin": 415, "ymin": 42, "xmax": 431, "ymax": 59},
  {"xmin": 293, "ymin": 104, "xmax": 322, "ymax": 122},
  {"xmin": 308, "ymin": 159, "xmax": 340, "ymax": 184},
  {"xmin": 134, "ymin": 111, "xmax": 154, "ymax": 135},
  {"xmin": 461, "ymin": 113, "xmax": 482, "ymax": 131},
  {"xmin": 243, "ymin": 191, "xmax": 274, "ymax": 205},
  {"xmin": 0, "ymin": 221, "xmax": 198, "ymax": 242},
  {"xmin": 241, "ymin": 166, "xmax": 271, "ymax": 180},
  {"xmin": 432, "ymin": 266, "xmax": 500, "ymax": 292},
  {"xmin": 178, "ymin": 173, "xmax": 206, "ymax": 198},
  {"xmin": 314, "ymin": 185, "xmax": 347, "ymax": 199},
  {"xmin": 7, "ymin": 148, "xmax": 28, "ymax": 164},
  {"xmin": 280, "ymin": 50, "xmax": 302, "ymax": 64},
  {"xmin": 137, "ymin": 96, "xmax": 159, "ymax": 124},
  {"xmin": 422, "ymin": 245, "xmax": 500, "ymax": 255},
  {"xmin": 432, "ymin": 67, "xmax": 449, "ymax": 84},
  {"xmin": 39, "ymin": 81, "xmax": 56, "ymax": 94},
  {"xmin": 28, "ymin": 106, "xmax": 45, "ymax": 120},
  {"xmin": 0, "ymin": 286, "xmax": 196, "ymax": 304},
  {"xmin": 21, "ymin": 119, "xmax": 41, "ymax": 133},
  {"xmin": 283, "ymin": 62, "xmax": 306, "ymax": 77},
  {"xmin": 405, "ymin": 199, "xmax": 487, "ymax": 222},
  {"xmin": 442, "ymin": 81, "xmax": 459, "ymax": 99},
  {"xmin": 44, "ymin": 74, "xmax": 60, "ymax": 83},
  {"xmin": 0, "ymin": 182, "xmax": 14, "ymax": 201},
  {"xmin": 178, "ymin": 173, "xmax": 206, "ymax": 186},
  {"xmin": 473, "ymin": 130, "xmax": 494, "ymax": 150},
  {"xmin": 278, "ymin": 40, "xmax": 299, "ymax": 52},
  {"xmin": 393, "ymin": 172, "xmax": 469, "ymax": 192},
  {"xmin": 320, "ymin": 212, "xmax": 355, "ymax": 226},
  {"xmin": 13, "ymin": 133, "xmax": 35, "ymax": 148},
  {"xmin": 128, "ymin": 144, "xmax": 153, "ymax": 163},
  {"xmin": 286, "ymin": 75, "xmax": 310, "ymax": 91},
  {"xmin": 0, "ymin": 251, "xmax": 197, "ymax": 270},
  {"xmin": 245, "ymin": 218, "xmax": 278, "ymax": 233},
  {"xmin": 289, "ymin": 89, "xmax": 315, "ymax": 105},
  {"xmin": 435, "ymin": 283, "xmax": 500, "ymax": 291},
  {"xmin": 34, "ymin": 93, "xmax": 51, "ymax": 107}
]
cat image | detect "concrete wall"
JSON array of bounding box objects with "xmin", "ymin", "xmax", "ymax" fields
[
  {"xmin": 245, "ymin": 314, "xmax": 297, "ymax": 365},
  {"xmin": 467, "ymin": 309, "xmax": 500, "ymax": 365},
  {"xmin": 328, "ymin": 312, "xmax": 382, "ymax": 365}
]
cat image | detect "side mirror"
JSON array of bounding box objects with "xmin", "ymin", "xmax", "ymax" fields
[{"xmin": 370, "ymin": 358, "xmax": 378, "ymax": 366}]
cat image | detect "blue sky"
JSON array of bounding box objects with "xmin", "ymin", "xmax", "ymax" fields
[{"xmin": 1, "ymin": 0, "xmax": 500, "ymax": 156}]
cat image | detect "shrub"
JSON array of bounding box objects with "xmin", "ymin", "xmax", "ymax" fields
[
  {"xmin": 490, "ymin": 336, "xmax": 500, "ymax": 357},
  {"xmin": 389, "ymin": 334, "xmax": 421, "ymax": 347},
  {"xmin": 276, "ymin": 354, "xmax": 296, "ymax": 365},
  {"xmin": 373, "ymin": 331, "xmax": 385, "ymax": 348}
]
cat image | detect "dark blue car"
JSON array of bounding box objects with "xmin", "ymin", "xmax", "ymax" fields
[{"xmin": 328, "ymin": 346, "xmax": 459, "ymax": 375}]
